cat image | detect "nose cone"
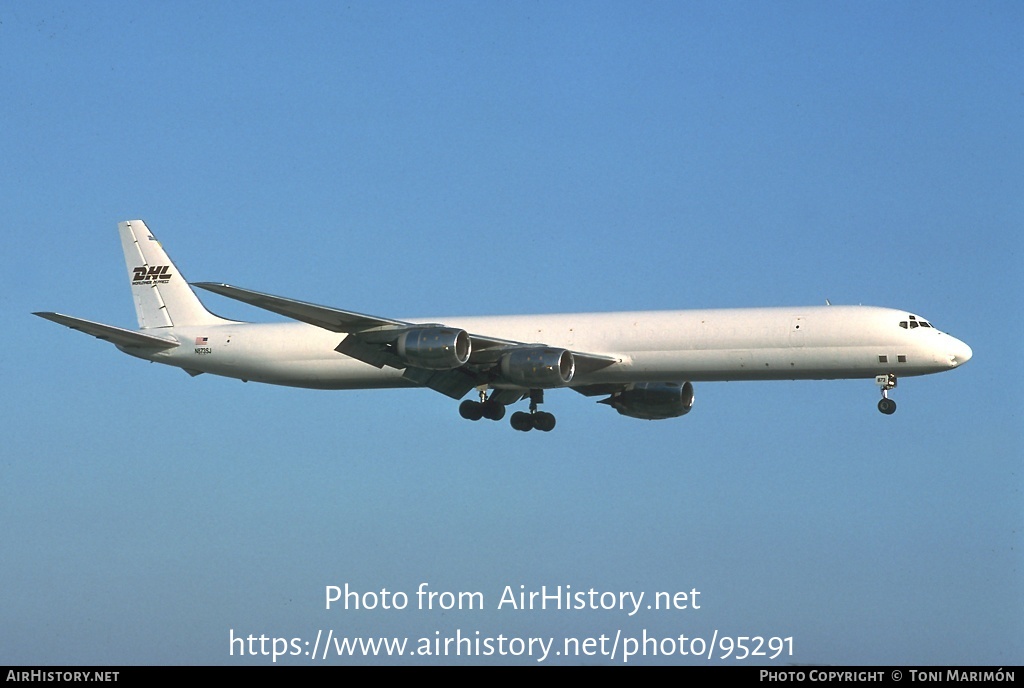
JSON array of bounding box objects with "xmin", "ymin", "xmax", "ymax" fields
[{"xmin": 949, "ymin": 337, "xmax": 973, "ymax": 367}]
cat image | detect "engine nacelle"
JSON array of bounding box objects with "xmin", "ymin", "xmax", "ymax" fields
[
  {"xmin": 396, "ymin": 327, "xmax": 471, "ymax": 370},
  {"xmin": 604, "ymin": 381, "xmax": 694, "ymax": 420},
  {"xmin": 499, "ymin": 347, "xmax": 575, "ymax": 387}
]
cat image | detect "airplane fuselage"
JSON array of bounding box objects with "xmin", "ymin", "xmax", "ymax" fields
[{"xmin": 125, "ymin": 305, "xmax": 970, "ymax": 390}]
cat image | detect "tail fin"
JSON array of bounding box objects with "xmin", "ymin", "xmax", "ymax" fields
[{"xmin": 118, "ymin": 220, "xmax": 231, "ymax": 328}]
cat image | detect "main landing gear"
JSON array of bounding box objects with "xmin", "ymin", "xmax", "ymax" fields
[
  {"xmin": 459, "ymin": 388, "xmax": 556, "ymax": 431},
  {"xmin": 509, "ymin": 389, "xmax": 556, "ymax": 432},
  {"xmin": 459, "ymin": 389, "xmax": 506, "ymax": 421},
  {"xmin": 876, "ymin": 373, "xmax": 897, "ymax": 415}
]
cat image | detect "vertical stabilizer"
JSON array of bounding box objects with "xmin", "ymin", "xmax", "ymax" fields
[{"xmin": 118, "ymin": 220, "xmax": 230, "ymax": 328}]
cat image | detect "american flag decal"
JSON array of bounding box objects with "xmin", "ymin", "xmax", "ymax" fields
[{"xmin": 195, "ymin": 337, "xmax": 208, "ymax": 345}]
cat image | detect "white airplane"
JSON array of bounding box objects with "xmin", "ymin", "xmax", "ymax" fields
[{"xmin": 36, "ymin": 220, "xmax": 972, "ymax": 431}]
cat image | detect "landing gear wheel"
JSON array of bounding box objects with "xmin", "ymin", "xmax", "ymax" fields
[
  {"xmin": 459, "ymin": 400, "xmax": 484, "ymax": 421},
  {"xmin": 510, "ymin": 411, "xmax": 533, "ymax": 431},
  {"xmin": 509, "ymin": 389, "xmax": 558, "ymax": 432},
  {"xmin": 532, "ymin": 411, "xmax": 556, "ymax": 432},
  {"xmin": 877, "ymin": 398, "xmax": 897, "ymax": 415},
  {"xmin": 481, "ymin": 400, "xmax": 506, "ymax": 421}
]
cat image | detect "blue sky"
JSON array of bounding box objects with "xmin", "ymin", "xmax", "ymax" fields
[{"xmin": 3, "ymin": 1, "xmax": 1021, "ymax": 665}]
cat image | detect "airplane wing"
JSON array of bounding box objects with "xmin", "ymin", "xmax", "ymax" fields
[
  {"xmin": 33, "ymin": 312, "xmax": 180, "ymax": 350},
  {"xmin": 570, "ymin": 383, "xmax": 631, "ymax": 397},
  {"xmin": 192, "ymin": 282, "xmax": 409, "ymax": 332},
  {"xmin": 192, "ymin": 282, "xmax": 618, "ymax": 398}
]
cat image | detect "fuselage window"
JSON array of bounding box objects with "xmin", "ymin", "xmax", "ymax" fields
[
  {"xmin": 878, "ymin": 355, "xmax": 888, "ymax": 363},
  {"xmin": 898, "ymin": 355, "xmax": 907, "ymax": 363}
]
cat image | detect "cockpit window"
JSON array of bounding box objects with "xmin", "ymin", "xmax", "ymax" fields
[{"xmin": 899, "ymin": 316, "xmax": 935, "ymax": 330}]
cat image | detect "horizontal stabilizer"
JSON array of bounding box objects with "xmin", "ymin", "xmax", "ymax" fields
[{"xmin": 33, "ymin": 312, "xmax": 180, "ymax": 350}]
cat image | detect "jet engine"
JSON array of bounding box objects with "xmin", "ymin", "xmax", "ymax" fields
[
  {"xmin": 396, "ymin": 327, "xmax": 471, "ymax": 370},
  {"xmin": 499, "ymin": 347, "xmax": 575, "ymax": 387},
  {"xmin": 602, "ymin": 381, "xmax": 695, "ymax": 420}
]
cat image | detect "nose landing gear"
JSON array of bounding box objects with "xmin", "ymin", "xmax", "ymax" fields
[{"xmin": 875, "ymin": 373, "xmax": 897, "ymax": 415}]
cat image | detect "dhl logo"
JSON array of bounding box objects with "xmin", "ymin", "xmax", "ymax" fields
[{"xmin": 132, "ymin": 266, "xmax": 173, "ymax": 284}]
